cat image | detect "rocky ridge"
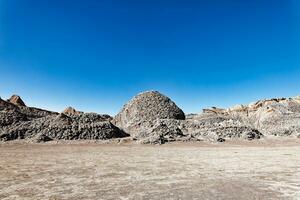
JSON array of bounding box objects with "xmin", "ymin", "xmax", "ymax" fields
[
  {"xmin": 1, "ymin": 92, "xmax": 300, "ymax": 144},
  {"xmin": 0, "ymin": 96, "xmax": 126, "ymax": 142}
]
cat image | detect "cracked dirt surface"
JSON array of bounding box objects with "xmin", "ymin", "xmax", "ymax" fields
[{"xmin": 0, "ymin": 139, "xmax": 299, "ymax": 200}]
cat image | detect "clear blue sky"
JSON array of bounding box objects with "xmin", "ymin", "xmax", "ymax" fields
[{"xmin": 1, "ymin": 0, "xmax": 300, "ymax": 115}]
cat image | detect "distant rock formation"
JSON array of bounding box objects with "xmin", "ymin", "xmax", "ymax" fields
[
  {"xmin": 0, "ymin": 112, "xmax": 126, "ymax": 142},
  {"xmin": 194, "ymin": 96, "xmax": 300, "ymax": 138},
  {"xmin": 62, "ymin": 106, "xmax": 82, "ymax": 116},
  {"xmin": 202, "ymin": 107, "xmax": 227, "ymax": 115},
  {"xmin": 1, "ymin": 95, "xmax": 55, "ymax": 119},
  {"xmin": 113, "ymin": 91, "xmax": 185, "ymax": 138},
  {"xmin": 0, "ymin": 97, "xmax": 16, "ymax": 110},
  {"xmin": 7, "ymin": 95, "xmax": 26, "ymax": 106},
  {"xmin": 0, "ymin": 95, "xmax": 126, "ymax": 142},
  {"xmin": 1, "ymin": 91, "xmax": 300, "ymax": 144}
]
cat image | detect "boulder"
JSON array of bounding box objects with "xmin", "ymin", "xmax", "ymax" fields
[
  {"xmin": 34, "ymin": 133, "xmax": 53, "ymax": 143},
  {"xmin": 113, "ymin": 91, "xmax": 185, "ymax": 137}
]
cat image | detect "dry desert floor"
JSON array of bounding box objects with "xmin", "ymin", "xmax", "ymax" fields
[{"xmin": 0, "ymin": 139, "xmax": 300, "ymax": 200}]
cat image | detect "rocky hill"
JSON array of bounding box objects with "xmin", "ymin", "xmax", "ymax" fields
[
  {"xmin": 1, "ymin": 92, "xmax": 300, "ymax": 144},
  {"xmin": 198, "ymin": 96, "xmax": 300, "ymax": 137},
  {"xmin": 0, "ymin": 95, "xmax": 127, "ymax": 142},
  {"xmin": 113, "ymin": 91, "xmax": 185, "ymax": 138}
]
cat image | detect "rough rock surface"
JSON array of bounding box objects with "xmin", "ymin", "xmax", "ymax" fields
[
  {"xmin": 62, "ymin": 107, "xmax": 83, "ymax": 116},
  {"xmin": 136, "ymin": 114, "xmax": 263, "ymax": 144},
  {"xmin": 113, "ymin": 91, "xmax": 264, "ymax": 143},
  {"xmin": 7, "ymin": 95, "xmax": 26, "ymax": 106},
  {"xmin": 182, "ymin": 116, "xmax": 263, "ymax": 141},
  {"xmin": 0, "ymin": 97, "xmax": 55, "ymax": 120},
  {"xmin": 193, "ymin": 96, "xmax": 300, "ymax": 138},
  {"xmin": 113, "ymin": 91, "xmax": 185, "ymax": 137},
  {"xmin": 0, "ymin": 95, "xmax": 127, "ymax": 142},
  {"xmin": 1, "ymin": 92, "xmax": 300, "ymax": 144},
  {"xmin": 0, "ymin": 113, "xmax": 126, "ymax": 141}
]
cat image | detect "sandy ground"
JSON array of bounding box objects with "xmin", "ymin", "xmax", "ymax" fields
[{"xmin": 0, "ymin": 139, "xmax": 299, "ymax": 200}]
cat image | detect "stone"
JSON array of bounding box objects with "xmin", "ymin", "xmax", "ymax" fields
[
  {"xmin": 34, "ymin": 133, "xmax": 53, "ymax": 143},
  {"xmin": 113, "ymin": 91, "xmax": 185, "ymax": 137}
]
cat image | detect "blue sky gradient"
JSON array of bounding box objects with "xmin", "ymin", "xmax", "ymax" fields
[{"xmin": 1, "ymin": 0, "xmax": 300, "ymax": 115}]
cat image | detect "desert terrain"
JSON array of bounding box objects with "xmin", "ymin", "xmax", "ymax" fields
[
  {"xmin": 1, "ymin": 92, "xmax": 300, "ymax": 199},
  {"xmin": 0, "ymin": 139, "xmax": 299, "ymax": 200},
  {"xmin": 2, "ymin": 0, "xmax": 300, "ymax": 199}
]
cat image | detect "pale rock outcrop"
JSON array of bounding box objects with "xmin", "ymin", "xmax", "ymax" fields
[
  {"xmin": 192, "ymin": 96, "xmax": 300, "ymax": 138},
  {"xmin": 62, "ymin": 107, "xmax": 83, "ymax": 116},
  {"xmin": 7, "ymin": 95, "xmax": 26, "ymax": 106}
]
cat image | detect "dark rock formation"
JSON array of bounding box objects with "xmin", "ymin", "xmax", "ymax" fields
[
  {"xmin": 0, "ymin": 95, "xmax": 127, "ymax": 142},
  {"xmin": 0, "ymin": 113, "xmax": 126, "ymax": 141},
  {"xmin": 34, "ymin": 133, "xmax": 53, "ymax": 143}
]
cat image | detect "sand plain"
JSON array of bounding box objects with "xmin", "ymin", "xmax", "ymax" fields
[{"xmin": 0, "ymin": 139, "xmax": 299, "ymax": 200}]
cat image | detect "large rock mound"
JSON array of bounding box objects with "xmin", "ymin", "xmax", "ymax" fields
[
  {"xmin": 113, "ymin": 91, "xmax": 264, "ymax": 143},
  {"xmin": 113, "ymin": 91, "xmax": 185, "ymax": 137}
]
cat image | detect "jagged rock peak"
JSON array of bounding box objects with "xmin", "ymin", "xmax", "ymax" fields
[
  {"xmin": 7, "ymin": 95, "xmax": 26, "ymax": 106},
  {"xmin": 62, "ymin": 106, "xmax": 82, "ymax": 116}
]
